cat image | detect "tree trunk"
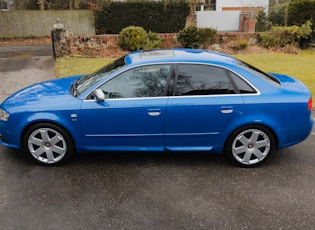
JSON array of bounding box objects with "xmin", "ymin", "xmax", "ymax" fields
[{"xmin": 69, "ymin": 0, "xmax": 73, "ymax": 10}]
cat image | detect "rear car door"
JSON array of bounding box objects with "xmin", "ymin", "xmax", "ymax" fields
[{"xmin": 164, "ymin": 64, "xmax": 244, "ymax": 151}]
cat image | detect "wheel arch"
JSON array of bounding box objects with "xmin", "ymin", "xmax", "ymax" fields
[
  {"xmin": 228, "ymin": 123, "xmax": 277, "ymax": 146},
  {"xmin": 20, "ymin": 120, "xmax": 76, "ymax": 152},
  {"xmin": 222, "ymin": 123, "xmax": 279, "ymax": 167},
  {"xmin": 222, "ymin": 121, "xmax": 279, "ymax": 152}
]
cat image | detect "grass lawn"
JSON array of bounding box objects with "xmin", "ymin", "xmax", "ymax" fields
[
  {"xmin": 54, "ymin": 57, "xmax": 115, "ymax": 78},
  {"xmin": 55, "ymin": 51, "xmax": 315, "ymax": 103}
]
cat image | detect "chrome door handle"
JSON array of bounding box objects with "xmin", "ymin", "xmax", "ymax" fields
[
  {"xmin": 221, "ymin": 109, "xmax": 233, "ymax": 114},
  {"xmin": 220, "ymin": 106, "xmax": 233, "ymax": 114},
  {"xmin": 148, "ymin": 112, "xmax": 161, "ymax": 117},
  {"xmin": 148, "ymin": 109, "xmax": 161, "ymax": 116}
]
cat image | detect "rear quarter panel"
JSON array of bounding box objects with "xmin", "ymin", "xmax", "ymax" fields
[{"xmin": 217, "ymin": 65, "xmax": 313, "ymax": 150}]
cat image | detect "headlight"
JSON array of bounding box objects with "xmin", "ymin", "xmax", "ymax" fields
[{"xmin": 0, "ymin": 108, "xmax": 10, "ymax": 121}]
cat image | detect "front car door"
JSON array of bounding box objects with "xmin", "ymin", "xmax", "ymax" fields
[
  {"xmin": 164, "ymin": 64, "xmax": 244, "ymax": 151},
  {"xmin": 80, "ymin": 64, "xmax": 172, "ymax": 151}
]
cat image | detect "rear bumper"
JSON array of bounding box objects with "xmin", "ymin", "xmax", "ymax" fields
[{"xmin": 278, "ymin": 117, "xmax": 313, "ymax": 149}]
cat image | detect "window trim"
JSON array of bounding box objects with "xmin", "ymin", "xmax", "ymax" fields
[
  {"xmin": 84, "ymin": 62, "xmax": 261, "ymax": 101},
  {"xmin": 85, "ymin": 63, "xmax": 174, "ymax": 101},
  {"xmin": 171, "ymin": 63, "xmax": 253, "ymax": 97}
]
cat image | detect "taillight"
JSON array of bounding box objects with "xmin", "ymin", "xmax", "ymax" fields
[{"xmin": 308, "ymin": 97, "xmax": 313, "ymax": 111}]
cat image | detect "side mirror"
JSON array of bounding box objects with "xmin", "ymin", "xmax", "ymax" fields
[{"xmin": 93, "ymin": 89, "xmax": 105, "ymax": 102}]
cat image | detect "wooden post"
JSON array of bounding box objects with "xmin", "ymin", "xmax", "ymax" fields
[{"xmin": 38, "ymin": 0, "xmax": 45, "ymax": 10}]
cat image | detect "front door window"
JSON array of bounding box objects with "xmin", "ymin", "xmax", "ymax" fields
[{"xmin": 100, "ymin": 65, "xmax": 171, "ymax": 99}]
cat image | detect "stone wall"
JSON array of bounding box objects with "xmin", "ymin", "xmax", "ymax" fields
[{"xmin": 62, "ymin": 32, "xmax": 259, "ymax": 58}]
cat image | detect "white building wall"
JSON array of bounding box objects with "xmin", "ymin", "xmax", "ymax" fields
[
  {"xmin": 196, "ymin": 11, "xmax": 241, "ymax": 32},
  {"xmin": 216, "ymin": 0, "xmax": 269, "ymax": 12}
]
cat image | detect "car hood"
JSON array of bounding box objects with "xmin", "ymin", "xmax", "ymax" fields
[{"xmin": 1, "ymin": 75, "xmax": 81, "ymax": 112}]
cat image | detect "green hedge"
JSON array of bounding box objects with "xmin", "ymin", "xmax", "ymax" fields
[
  {"xmin": 95, "ymin": 1, "xmax": 190, "ymax": 34},
  {"xmin": 287, "ymin": 0, "xmax": 315, "ymax": 44}
]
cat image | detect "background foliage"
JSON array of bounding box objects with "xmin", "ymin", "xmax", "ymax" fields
[
  {"xmin": 177, "ymin": 26, "xmax": 217, "ymax": 49},
  {"xmin": 95, "ymin": 1, "xmax": 190, "ymax": 34},
  {"xmin": 287, "ymin": 0, "xmax": 315, "ymax": 45},
  {"xmin": 260, "ymin": 21, "xmax": 312, "ymax": 48},
  {"xmin": 18, "ymin": 0, "xmax": 102, "ymax": 10},
  {"xmin": 118, "ymin": 26, "xmax": 162, "ymax": 51},
  {"xmin": 268, "ymin": 3, "xmax": 289, "ymax": 27},
  {"xmin": 256, "ymin": 10, "xmax": 271, "ymax": 32}
]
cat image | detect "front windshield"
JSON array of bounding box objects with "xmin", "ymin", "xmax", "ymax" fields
[{"xmin": 73, "ymin": 56, "xmax": 126, "ymax": 96}]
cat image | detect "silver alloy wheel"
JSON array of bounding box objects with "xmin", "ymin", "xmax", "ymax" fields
[
  {"xmin": 27, "ymin": 128, "xmax": 67, "ymax": 164},
  {"xmin": 231, "ymin": 128, "xmax": 271, "ymax": 166}
]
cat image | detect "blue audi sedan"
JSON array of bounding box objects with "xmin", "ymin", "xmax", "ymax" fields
[{"xmin": 0, "ymin": 49, "xmax": 313, "ymax": 167}]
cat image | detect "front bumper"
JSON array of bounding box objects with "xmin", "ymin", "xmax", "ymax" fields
[{"xmin": 0, "ymin": 120, "xmax": 20, "ymax": 149}]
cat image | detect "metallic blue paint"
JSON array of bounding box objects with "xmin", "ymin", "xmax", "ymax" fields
[{"xmin": 0, "ymin": 49, "xmax": 313, "ymax": 160}]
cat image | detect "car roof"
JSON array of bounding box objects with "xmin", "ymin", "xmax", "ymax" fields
[{"xmin": 124, "ymin": 48, "xmax": 238, "ymax": 67}]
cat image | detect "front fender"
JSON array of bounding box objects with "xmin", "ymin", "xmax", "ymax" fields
[{"xmin": 6, "ymin": 110, "xmax": 81, "ymax": 150}]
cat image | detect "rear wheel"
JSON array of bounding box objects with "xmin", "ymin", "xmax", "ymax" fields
[
  {"xmin": 226, "ymin": 125, "xmax": 275, "ymax": 167},
  {"xmin": 23, "ymin": 123, "xmax": 74, "ymax": 165}
]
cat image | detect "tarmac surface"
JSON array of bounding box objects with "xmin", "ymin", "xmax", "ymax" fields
[
  {"xmin": 0, "ymin": 45, "xmax": 54, "ymax": 103},
  {"xmin": 0, "ymin": 46, "xmax": 315, "ymax": 229}
]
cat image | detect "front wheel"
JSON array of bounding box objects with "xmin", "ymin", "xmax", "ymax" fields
[
  {"xmin": 225, "ymin": 125, "xmax": 275, "ymax": 167},
  {"xmin": 23, "ymin": 123, "xmax": 74, "ymax": 165}
]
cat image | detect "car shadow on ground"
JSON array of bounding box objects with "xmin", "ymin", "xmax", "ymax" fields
[
  {"xmin": 71, "ymin": 151, "xmax": 229, "ymax": 167},
  {"xmin": 2, "ymin": 146, "xmax": 289, "ymax": 169},
  {"xmin": 3, "ymin": 147, "xmax": 229, "ymax": 167}
]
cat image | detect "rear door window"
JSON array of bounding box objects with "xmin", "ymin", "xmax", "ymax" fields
[
  {"xmin": 229, "ymin": 71, "xmax": 256, "ymax": 94},
  {"xmin": 174, "ymin": 64, "xmax": 235, "ymax": 96}
]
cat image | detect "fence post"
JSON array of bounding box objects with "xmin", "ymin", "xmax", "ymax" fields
[
  {"xmin": 51, "ymin": 30, "xmax": 56, "ymax": 61},
  {"xmin": 51, "ymin": 18, "xmax": 68, "ymax": 59}
]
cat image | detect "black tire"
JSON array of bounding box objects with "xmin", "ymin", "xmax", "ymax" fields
[
  {"xmin": 225, "ymin": 125, "xmax": 275, "ymax": 167},
  {"xmin": 23, "ymin": 123, "xmax": 74, "ymax": 165}
]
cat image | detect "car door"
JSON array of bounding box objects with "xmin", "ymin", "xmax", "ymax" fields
[
  {"xmin": 164, "ymin": 64, "xmax": 244, "ymax": 151},
  {"xmin": 80, "ymin": 64, "xmax": 171, "ymax": 151}
]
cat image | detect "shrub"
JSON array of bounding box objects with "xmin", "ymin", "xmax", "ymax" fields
[
  {"xmin": 143, "ymin": 31, "xmax": 162, "ymax": 49},
  {"xmin": 234, "ymin": 39, "xmax": 249, "ymax": 51},
  {"xmin": 198, "ymin": 27, "xmax": 217, "ymax": 48},
  {"xmin": 260, "ymin": 21, "xmax": 312, "ymax": 48},
  {"xmin": 177, "ymin": 26, "xmax": 200, "ymax": 49},
  {"xmin": 118, "ymin": 26, "xmax": 148, "ymax": 51},
  {"xmin": 260, "ymin": 33, "xmax": 279, "ymax": 48},
  {"xmin": 177, "ymin": 26, "xmax": 217, "ymax": 49},
  {"xmin": 118, "ymin": 26, "xmax": 162, "ymax": 51}
]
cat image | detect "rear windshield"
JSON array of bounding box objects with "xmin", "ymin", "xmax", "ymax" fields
[{"xmin": 237, "ymin": 60, "xmax": 280, "ymax": 87}]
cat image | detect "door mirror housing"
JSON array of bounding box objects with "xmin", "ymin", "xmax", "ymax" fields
[{"xmin": 93, "ymin": 89, "xmax": 105, "ymax": 102}]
